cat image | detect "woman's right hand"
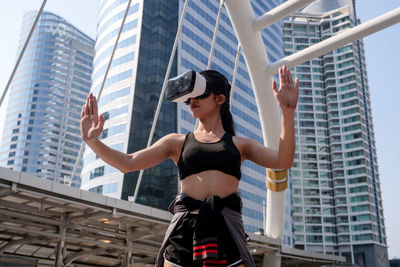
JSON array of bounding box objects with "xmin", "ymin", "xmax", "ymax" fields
[{"xmin": 80, "ymin": 92, "xmax": 105, "ymax": 144}]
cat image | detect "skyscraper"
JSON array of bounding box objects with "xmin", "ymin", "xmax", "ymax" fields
[
  {"xmin": 81, "ymin": 0, "xmax": 178, "ymax": 209},
  {"xmin": 0, "ymin": 11, "xmax": 94, "ymax": 188},
  {"xmin": 284, "ymin": 1, "xmax": 388, "ymax": 265},
  {"xmin": 81, "ymin": 0, "xmax": 285, "ymax": 234}
]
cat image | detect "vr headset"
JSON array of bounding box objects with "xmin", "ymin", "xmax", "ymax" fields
[{"xmin": 166, "ymin": 70, "xmax": 211, "ymax": 104}]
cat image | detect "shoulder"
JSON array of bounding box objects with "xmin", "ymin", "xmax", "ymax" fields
[
  {"xmin": 162, "ymin": 133, "xmax": 189, "ymax": 163},
  {"xmin": 162, "ymin": 133, "xmax": 188, "ymax": 144},
  {"xmin": 160, "ymin": 133, "xmax": 190, "ymax": 153}
]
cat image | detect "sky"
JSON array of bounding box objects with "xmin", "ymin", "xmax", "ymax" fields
[{"xmin": 0, "ymin": 0, "xmax": 399, "ymax": 259}]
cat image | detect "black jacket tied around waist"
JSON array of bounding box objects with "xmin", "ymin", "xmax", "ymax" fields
[
  {"xmin": 156, "ymin": 192, "xmax": 256, "ymax": 267},
  {"xmin": 171, "ymin": 193, "xmax": 242, "ymax": 261}
]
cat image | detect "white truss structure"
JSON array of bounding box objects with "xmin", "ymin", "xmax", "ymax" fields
[
  {"xmin": 1, "ymin": 0, "xmax": 400, "ymax": 266},
  {"xmin": 224, "ymin": 0, "xmax": 400, "ymax": 265}
]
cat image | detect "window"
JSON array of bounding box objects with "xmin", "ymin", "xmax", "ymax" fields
[
  {"xmin": 350, "ymin": 195, "xmax": 369, "ymax": 203},
  {"xmin": 352, "ymin": 224, "xmax": 372, "ymax": 231},
  {"xmin": 351, "ymin": 214, "xmax": 371, "ymax": 222},
  {"xmin": 351, "ymin": 205, "xmax": 370, "ymax": 212},
  {"xmin": 353, "ymin": 234, "xmax": 373, "ymax": 241},
  {"xmin": 90, "ymin": 166, "xmax": 105, "ymax": 180},
  {"xmin": 89, "ymin": 185, "xmax": 103, "ymax": 194},
  {"xmin": 348, "ymin": 176, "xmax": 367, "ymax": 184}
]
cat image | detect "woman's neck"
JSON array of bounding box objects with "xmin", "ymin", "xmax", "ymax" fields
[{"xmin": 196, "ymin": 116, "xmax": 224, "ymax": 134}]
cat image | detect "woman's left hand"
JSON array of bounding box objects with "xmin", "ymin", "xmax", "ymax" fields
[{"xmin": 272, "ymin": 65, "xmax": 299, "ymax": 111}]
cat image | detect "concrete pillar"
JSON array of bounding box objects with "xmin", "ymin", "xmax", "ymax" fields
[
  {"xmin": 263, "ymin": 252, "xmax": 281, "ymax": 267},
  {"xmin": 125, "ymin": 227, "xmax": 133, "ymax": 267},
  {"xmin": 55, "ymin": 215, "xmax": 68, "ymax": 267}
]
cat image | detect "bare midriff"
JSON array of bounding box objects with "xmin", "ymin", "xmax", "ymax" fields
[{"xmin": 180, "ymin": 170, "xmax": 239, "ymax": 206}]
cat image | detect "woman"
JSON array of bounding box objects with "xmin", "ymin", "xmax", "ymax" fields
[{"xmin": 81, "ymin": 65, "xmax": 299, "ymax": 267}]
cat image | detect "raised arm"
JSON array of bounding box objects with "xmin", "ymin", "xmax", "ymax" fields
[
  {"xmin": 242, "ymin": 65, "xmax": 299, "ymax": 169},
  {"xmin": 80, "ymin": 93, "xmax": 176, "ymax": 174}
]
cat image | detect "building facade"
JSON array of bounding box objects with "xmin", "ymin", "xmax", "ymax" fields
[
  {"xmin": 0, "ymin": 11, "xmax": 94, "ymax": 188},
  {"xmin": 80, "ymin": 0, "xmax": 178, "ymax": 209},
  {"xmin": 80, "ymin": 0, "xmax": 287, "ymax": 234},
  {"xmin": 284, "ymin": 1, "xmax": 388, "ymax": 265}
]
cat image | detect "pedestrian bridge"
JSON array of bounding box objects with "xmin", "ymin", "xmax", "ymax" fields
[{"xmin": 0, "ymin": 167, "xmax": 344, "ymax": 266}]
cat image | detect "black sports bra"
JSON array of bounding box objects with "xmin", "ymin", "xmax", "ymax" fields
[{"xmin": 177, "ymin": 132, "xmax": 241, "ymax": 180}]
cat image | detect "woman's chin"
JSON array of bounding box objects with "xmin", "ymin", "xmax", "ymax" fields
[{"xmin": 189, "ymin": 109, "xmax": 199, "ymax": 118}]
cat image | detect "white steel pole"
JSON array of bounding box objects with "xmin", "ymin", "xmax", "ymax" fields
[
  {"xmin": 229, "ymin": 43, "xmax": 241, "ymax": 107},
  {"xmin": 207, "ymin": 0, "xmax": 225, "ymax": 70},
  {"xmin": 254, "ymin": 0, "xmax": 316, "ymax": 31},
  {"xmin": 268, "ymin": 7, "xmax": 400, "ymax": 74},
  {"xmin": 224, "ymin": 0, "xmax": 281, "ymax": 148},
  {"xmin": 224, "ymin": 1, "xmax": 289, "ymax": 266}
]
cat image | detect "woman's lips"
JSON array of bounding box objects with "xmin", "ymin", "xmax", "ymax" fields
[{"xmin": 190, "ymin": 104, "xmax": 199, "ymax": 109}]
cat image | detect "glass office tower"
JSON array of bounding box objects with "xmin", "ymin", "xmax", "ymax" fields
[
  {"xmin": 284, "ymin": 1, "xmax": 388, "ymax": 265},
  {"xmin": 0, "ymin": 11, "xmax": 94, "ymax": 188},
  {"xmin": 81, "ymin": 0, "xmax": 178, "ymax": 209},
  {"xmin": 81, "ymin": 0, "xmax": 285, "ymax": 233}
]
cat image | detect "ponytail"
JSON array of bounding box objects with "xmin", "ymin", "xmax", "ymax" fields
[
  {"xmin": 200, "ymin": 70, "xmax": 235, "ymax": 136},
  {"xmin": 221, "ymin": 98, "xmax": 235, "ymax": 136}
]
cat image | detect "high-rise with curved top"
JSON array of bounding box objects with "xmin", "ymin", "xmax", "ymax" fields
[{"xmin": 0, "ymin": 11, "xmax": 94, "ymax": 188}]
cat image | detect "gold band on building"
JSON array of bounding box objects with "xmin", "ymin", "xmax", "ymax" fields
[{"xmin": 266, "ymin": 169, "xmax": 288, "ymax": 192}]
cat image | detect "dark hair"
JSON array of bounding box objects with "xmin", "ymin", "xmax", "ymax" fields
[{"xmin": 199, "ymin": 70, "xmax": 235, "ymax": 136}]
